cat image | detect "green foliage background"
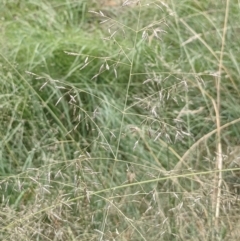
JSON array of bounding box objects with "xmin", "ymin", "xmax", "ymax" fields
[{"xmin": 1, "ymin": 0, "xmax": 240, "ymax": 240}]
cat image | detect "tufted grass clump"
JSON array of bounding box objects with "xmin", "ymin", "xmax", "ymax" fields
[{"xmin": 1, "ymin": 0, "xmax": 240, "ymax": 240}]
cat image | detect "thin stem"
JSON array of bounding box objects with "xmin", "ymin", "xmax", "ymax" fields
[{"xmin": 214, "ymin": 0, "xmax": 230, "ymax": 228}]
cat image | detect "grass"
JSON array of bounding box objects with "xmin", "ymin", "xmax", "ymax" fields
[{"xmin": 1, "ymin": 0, "xmax": 240, "ymax": 240}]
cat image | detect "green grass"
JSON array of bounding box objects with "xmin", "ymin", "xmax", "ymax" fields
[{"xmin": 1, "ymin": 0, "xmax": 240, "ymax": 240}]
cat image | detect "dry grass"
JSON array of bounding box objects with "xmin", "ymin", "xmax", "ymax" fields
[{"xmin": 1, "ymin": 0, "xmax": 240, "ymax": 240}]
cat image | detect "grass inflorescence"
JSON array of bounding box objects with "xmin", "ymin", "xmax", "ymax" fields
[{"xmin": 1, "ymin": 0, "xmax": 240, "ymax": 240}]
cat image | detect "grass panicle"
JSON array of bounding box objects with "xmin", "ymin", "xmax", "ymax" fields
[{"xmin": 1, "ymin": 0, "xmax": 240, "ymax": 240}]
